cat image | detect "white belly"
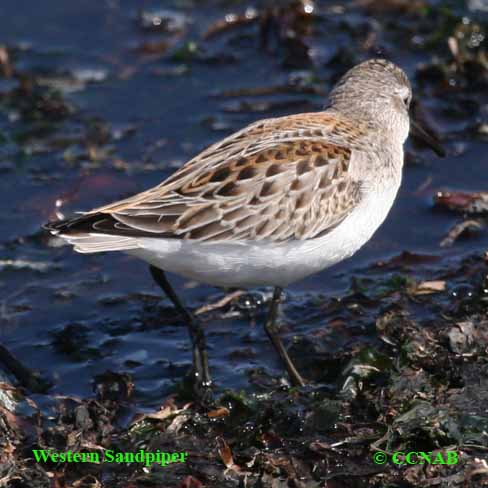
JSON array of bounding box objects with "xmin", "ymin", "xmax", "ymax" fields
[{"xmin": 128, "ymin": 181, "xmax": 401, "ymax": 288}]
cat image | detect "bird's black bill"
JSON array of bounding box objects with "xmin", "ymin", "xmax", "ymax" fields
[{"xmin": 410, "ymin": 119, "xmax": 446, "ymax": 158}]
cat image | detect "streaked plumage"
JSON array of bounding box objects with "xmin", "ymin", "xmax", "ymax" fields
[
  {"xmin": 45, "ymin": 60, "xmax": 411, "ymax": 288},
  {"xmin": 44, "ymin": 59, "xmax": 422, "ymax": 388},
  {"xmin": 57, "ymin": 117, "xmax": 363, "ymax": 243}
]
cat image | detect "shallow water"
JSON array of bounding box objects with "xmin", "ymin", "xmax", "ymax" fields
[{"xmin": 0, "ymin": 0, "xmax": 487, "ymax": 409}]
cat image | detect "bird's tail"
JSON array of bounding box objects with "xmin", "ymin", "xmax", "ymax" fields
[{"xmin": 44, "ymin": 214, "xmax": 141, "ymax": 253}]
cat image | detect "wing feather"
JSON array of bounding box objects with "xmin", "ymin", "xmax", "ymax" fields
[{"xmin": 47, "ymin": 112, "xmax": 369, "ymax": 245}]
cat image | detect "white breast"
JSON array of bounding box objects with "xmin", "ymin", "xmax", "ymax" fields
[{"xmin": 128, "ymin": 175, "xmax": 401, "ymax": 288}]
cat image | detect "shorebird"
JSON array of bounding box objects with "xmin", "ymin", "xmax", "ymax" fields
[{"xmin": 45, "ymin": 59, "xmax": 444, "ymax": 394}]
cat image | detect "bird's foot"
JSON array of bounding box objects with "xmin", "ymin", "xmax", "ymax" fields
[{"xmin": 178, "ymin": 368, "xmax": 215, "ymax": 409}]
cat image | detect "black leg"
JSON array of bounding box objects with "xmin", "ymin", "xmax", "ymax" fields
[
  {"xmin": 149, "ymin": 266, "xmax": 212, "ymax": 392},
  {"xmin": 263, "ymin": 287, "xmax": 305, "ymax": 387}
]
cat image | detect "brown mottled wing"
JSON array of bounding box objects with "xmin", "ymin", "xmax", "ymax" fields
[{"xmin": 84, "ymin": 113, "xmax": 366, "ymax": 242}]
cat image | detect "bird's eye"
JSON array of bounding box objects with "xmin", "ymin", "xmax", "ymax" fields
[{"xmin": 402, "ymin": 95, "xmax": 411, "ymax": 108}]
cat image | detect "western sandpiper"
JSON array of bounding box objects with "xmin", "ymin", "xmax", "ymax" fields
[{"xmin": 45, "ymin": 59, "xmax": 444, "ymax": 393}]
